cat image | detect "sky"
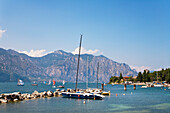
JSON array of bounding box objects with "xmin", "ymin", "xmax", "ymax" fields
[{"xmin": 0, "ymin": 0, "xmax": 169, "ymax": 72}]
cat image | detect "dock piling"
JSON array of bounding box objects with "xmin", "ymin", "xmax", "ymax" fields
[
  {"xmin": 101, "ymin": 83, "xmax": 104, "ymax": 91},
  {"xmin": 124, "ymin": 84, "xmax": 127, "ymax": 91},
  {"xmin": 133, "ymin": 84, "xmax": 136, "ymax": 90}
]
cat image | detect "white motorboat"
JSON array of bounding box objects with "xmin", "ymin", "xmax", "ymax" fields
[
  {"xmin": 17, "ymin": 79, "xmax": 24, "ymax": 86},
  {"xmin": 141, "ymin": 86, "xmax": 147, "ymax": 88},
  {"xmin": 154, "ymin": 84, "xmax": 164, "ymax": 87}
]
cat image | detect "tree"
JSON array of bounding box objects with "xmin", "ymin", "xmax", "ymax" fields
[
  {"xmin": 109, "ymin": 76, "xmax": 118, "ymax": 83},
  {"xmin": 146, "ymin": 70, "xmax": 150, "ymax": 82},
  {"xmin": 165, "ymin": 72, "xmax": 170, "ymax": 83},
  {"xmin": 143, "ymin": 70, "xmax": 147, "ymax": 82},
  {"xmin": 128, "ymin": 76, "xmax": 133, "ymax": 81},
  {"xmin": 137, "ymin": 72, "xmax": 142, "ymax": 82},
  {"xmin": 119, "ymin": 73, "xmax": 123, "ymax": 81}
]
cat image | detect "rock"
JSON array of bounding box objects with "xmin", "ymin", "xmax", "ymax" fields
[
  {"xmin": 1, "ymin": 94, "xmax": 12, "ymax": 102},
  {"xmin": 32, "ymin": 90, "xmax": 39, "ymax": 95},
  {"xmin": 0, "ymin": 89, "xmax": 62, "ymax": 104},
  {"xmin": 54, "ymin": 91, "xmax": 59, "ymax": 96},
  {"xmin": 21, "ymin": 93, "xmax": 28, "ymax": 100},
  {"xmin": 27, "ymin": 94, "xmax": 34, "ymax": 99},
  {"xmin": 11, "ymin": 94, "xmax": 20, "ymax": 101},
  {"xmin": 47, "ymin": 91, "xmax": 53, "ymax": 97},
  {"xmin": 39, "ymin": 91, "xmax": 47, "ymax": 97},
  {"xmin": 56, "ymin": 89, "xmax": 60, "ymax": 91},
  {"xmin": 11, "ymin": 92, "xmax": 21, "ymax": 95},
  {"xmin": 32, "ymin": 90, "xmax": 40, "ymax": 98},
  {"xmin": 0, "ymin": 99, "xmax": 8, "ymax": 103},
  {"xmin": 13, "ymin": 98, "xmax": 18, "ymax": 102}
]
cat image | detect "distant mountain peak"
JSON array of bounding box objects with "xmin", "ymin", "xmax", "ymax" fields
[
  {"xmin": 54, "ymin": 50, "xmax": 65, "ymax": 54},
  {"xmin": 52, "ymin": 50, "xmax": 73, "ymax": 56},
  {"xmin": 98, "ymin": 55, "xmax": 107, "ymax": 58}
]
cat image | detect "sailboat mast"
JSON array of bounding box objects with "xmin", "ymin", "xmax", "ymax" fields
[
  {"xmin": 97, "ymin": 62, "xmax": 99, "ymax": 88},
  {"xmin": 75, "ymin": 35, "xmax": 82, "ymax": 90},
  {"xmin": 86, "ymin": 56, "xmax": 89, "ymax": 89}
]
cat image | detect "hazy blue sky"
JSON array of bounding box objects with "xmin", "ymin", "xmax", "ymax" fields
[{"xmin": 0, "ymin": 0, "xmax": 169, "ymax": 72}]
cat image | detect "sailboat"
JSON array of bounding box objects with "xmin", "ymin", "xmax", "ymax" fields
[
  {"xmin": 17, "ymin": 79, "xmax": 24, "ymax": 86},
  {"xmin": 57, "ymin": 80, "xmax": 65, "ymax": 88},
  {"xmin": 62, "ymin": 35, "xmax": 104, "ymax": 100},
  {"xmin": 47, "ymin": 80, "xmax": 51, "ymax": 85},
  {"xmin": 63, "ymin": 80, "xmax": 65, "ymax": 85},
  {"xmin": 52, "ymin": 80, "xmax": 56, "ymax": 88},
  {"xmin": 86, "ymin": 62, "xmax": 110, "ymax": 95},
  {"xmin": 86, "ymin": 62, "xmax": 102, "ymax": 95},
  {"xmin": 32, "ymin": 81, "xmax": 38, "ymax": 86}
]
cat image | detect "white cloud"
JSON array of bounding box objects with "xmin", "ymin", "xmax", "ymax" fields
[
  {"xmin": 130, "ymin": 66, "xmax": 168, "ymax": 72},
  {"xmin": 130, "ymin": 65, "xmax": 151, "ymax": 72},
  {"xmin": 154, "ymin": 68, "xmax": 163, "ymax": 71},
  {"xmin": 72, "ymin": 47, "xmax": 99, "ymax": 55},
  {"xmin": 18, "ymin": 49, "xmax": 50, "ymax": 57},
  {"xmin": 0, "ymin": 29, "xmax": 6, "ymax": 39}
]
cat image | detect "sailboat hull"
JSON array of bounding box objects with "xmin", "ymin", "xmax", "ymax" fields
[
  {"xmin": 62, "ymin": 92, "xmax": 104, "ymax": 100},
  {"xmin": 57, "ymin": 86, "xmax": 64, "ymax": 88},
  {"xmin": 17, "ymin": 84, "xmax": 24, "ymax": 86}
]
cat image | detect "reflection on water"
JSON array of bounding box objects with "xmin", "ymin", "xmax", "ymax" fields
[
  {"xmin": 114, "ymin": 110, "xmax": 150, "ymax": 113},
  {"xmin": 109, "ymin": 104, "xmax": 133, "ymax": 111},
  {"xmin": 149, "ymin": 103, "xmax": 170, "ymax": 110},
  {"xmin": 0, "ymin": 82, "xmax": 170, "ymax": 113}
]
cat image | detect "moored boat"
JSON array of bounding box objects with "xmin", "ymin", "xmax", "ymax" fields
[
  {"xmin": 62, "ymin": 92, "xmax": 104, "ymax": 100},
  {"xmin": 32, "ymin": 83, "xmax": 38, "ymax": 86},
  {"xmin": 17, "ymin": 79, "xmax": 24, "ymax": 86},
  {"xmin": 102, "ymin": 91, "xmax": 110, "ymax": 95},
  {"xmin": 61, "ymin": 35, "xmax": 104, "ymax": 100},
  {"xmin": 141, "ymin": 86, "xmax": 147, "ymax": 88},
  {"xmin": 86, "ymin": 88, "xmax": 102, "ymax": 95},
  {"xmin": 57, "ymin": 80, "xmax": 65, "ymax": 88},
  {"xmin": 154, "ymin": 84, "xmax": 164, "ymax": 87},
  {"xmin": 57, "ymin": 85, "xmax": 64, "ymax": 88},
  {"xmin": 32, "ymin": 81, "xmax": 38, "ymax": 86}
]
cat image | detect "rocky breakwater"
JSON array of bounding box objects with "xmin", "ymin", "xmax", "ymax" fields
[{"xmin": 0, "ymin": 89, "xmax": 64, "ymax": 104}]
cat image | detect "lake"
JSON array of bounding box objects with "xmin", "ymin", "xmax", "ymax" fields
[{"xmin": 0, "ymin": 82, "xmax": 170, "ymax": 113}]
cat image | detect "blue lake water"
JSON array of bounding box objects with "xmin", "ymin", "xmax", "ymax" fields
[{"xmin": 0, "ymin": 82, "xmax": 170, "ymax": 113}]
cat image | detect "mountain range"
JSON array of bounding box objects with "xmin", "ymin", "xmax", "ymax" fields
[{"xmin": 0, "ymin": 48, "xmax": 137, "ymax": 83}]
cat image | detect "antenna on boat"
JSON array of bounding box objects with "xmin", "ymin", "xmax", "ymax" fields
[
  {"xmin": 86, "ymin": 56, "xmax": 89, "ymax": 89},
  {"xmin": 75, "ymin": 35, "xmax": 82, "ymax": 90},
  {"xmin": 97, "ymin": 62, "xmax": 99, "ymax": 89}
]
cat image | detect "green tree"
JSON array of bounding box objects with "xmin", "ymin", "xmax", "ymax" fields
[
  {"xmin": 137, "ymin": 72, "xmax": 143, "ymax": 82},
  {"xmin": 128, "ymin": 76, "xmax": 133, "ymax": 81},
  {"xmin": 119, "ymin": 73, "xmax": 123, "ymax": 81},
  {"xmin": 146, "ymin": 70, "xmax": 150, "ymax": 82},
  {"xmin": 109, "ymin": 76, "xmax": 118, "ymax": 83},
  {"xmin": 143, "ymin": 70, "xmax": 147, "ymax": 82},
  {"xmin": 165, "ymin": 72, "xmax": 170, "ymax": 83}
]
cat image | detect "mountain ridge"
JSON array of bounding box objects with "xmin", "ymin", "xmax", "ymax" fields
[{"xmin": 0, "ymin": 48, "xmax": 137, "ymax": 82}]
